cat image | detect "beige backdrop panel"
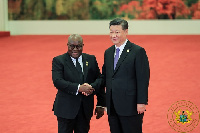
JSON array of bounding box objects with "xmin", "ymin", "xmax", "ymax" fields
[{"xmin": 7, "ymin": 20, "xmax": 200, "ymax": 35}]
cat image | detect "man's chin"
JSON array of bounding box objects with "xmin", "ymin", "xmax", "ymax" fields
[
  {"xmin": 72, "ymin": 53, "xmax": 79, "ymax": 58},
  {"xmin": 112, "ymin": 40, "xmax": 119, "ymax": 45}
]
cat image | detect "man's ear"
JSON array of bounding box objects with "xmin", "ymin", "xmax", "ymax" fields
[{"xmin": 125, "ymin": 29, "xmax": 128, "ymax": 35}]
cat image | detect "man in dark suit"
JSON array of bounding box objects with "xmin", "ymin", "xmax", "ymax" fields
[
  {"xmin": 52, "ymin": 34, "xmax": 105, "ymax": 133},
  {"xmin": 102, "ymin": 18, "xmax": 150, "ymax": 133}
]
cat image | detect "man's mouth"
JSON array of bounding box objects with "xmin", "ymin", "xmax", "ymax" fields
[
  {"xmin": 72, "ymin": 51, "xmax": 79, "ymax": 56},
  {"xmin": 112, "ymin": 38, "xmax": 117, "ymax": 41}
]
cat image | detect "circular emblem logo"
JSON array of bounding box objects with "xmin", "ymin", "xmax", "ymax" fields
[{"xmin": 167, "ymin": 100, "xmax": 200, "ymax": 133}]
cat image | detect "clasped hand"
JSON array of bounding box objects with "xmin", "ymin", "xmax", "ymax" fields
[{"xmin": 79, "ymin": 83, "xmax": 94, "ymax": 96}]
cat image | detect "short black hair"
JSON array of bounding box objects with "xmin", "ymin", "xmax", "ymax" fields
[{"xmin": 109, "ymin": 18, "xmax": 128, "ymax": 30}]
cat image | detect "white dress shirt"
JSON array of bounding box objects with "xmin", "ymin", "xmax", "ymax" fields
[{"xmin": 114, "ymin": 39, "xmax": 128, "ymax": 59}]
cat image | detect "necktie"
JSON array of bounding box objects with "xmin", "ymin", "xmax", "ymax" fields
[
  {"xmin": 76, "ymin": 58, "xmax": 83, "ymax": 83},
  {"xmin": 114, "ymin": 48, "xmax": 120, "ymax": 70}
]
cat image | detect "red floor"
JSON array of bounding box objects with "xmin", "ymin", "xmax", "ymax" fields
[{"xmin": 0, "ymin": 35, "xmax": 200, "ymax": 133}]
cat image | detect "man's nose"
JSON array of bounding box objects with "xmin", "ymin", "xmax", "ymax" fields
[
  {"xmin": 111, "ymin": 33, "xmax": 117, "ymax": 37},
  {"xmin": 73, "ymin": 46, "xmax": 78, "ymax": 50}
]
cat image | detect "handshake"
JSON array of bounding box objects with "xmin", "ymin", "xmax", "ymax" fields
[{"xmin": 78, "ymin": 83, "xmax": 95, "ymax": 96}]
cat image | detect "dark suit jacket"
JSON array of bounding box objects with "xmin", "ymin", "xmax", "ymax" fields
[
  {"xmin": 52, "ymin": 52, "xmax": 105, "ymax": 119},
  {"xmin": 102, "ymin": 40, "xmax": 150, "ymax": 116}
]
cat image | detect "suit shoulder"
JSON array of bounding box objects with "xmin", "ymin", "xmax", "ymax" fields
[
  {"xmin": 128, "ymin": 42, "xmax": 146, "ymax": 54},
  {"xmin": 53, "ymin": 53, "xmax": 67, "ymax": 60},
  {"xmin": 82, "ymin": 53, "xmax": 96, "ymax": 60},
  {"xmin": 82, "ymin": 53, "xmax": 95, "ymax": 57},
  {"xmin": 105, "ymin": 45, "xmax": 115, "ymax": 53},
  {"xmin": 130, "ymin": 42, "xmax": 144, "ymax": 50}
]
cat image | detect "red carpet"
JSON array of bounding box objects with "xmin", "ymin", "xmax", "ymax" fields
[{"xmin": 0, "ymin": 35, "xmax": 200, "ymax": 133}]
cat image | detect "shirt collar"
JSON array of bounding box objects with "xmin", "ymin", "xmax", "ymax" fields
[
  {"xmin": 115, "ymin": 39, "xmax": 128, "ymax": 51},
  {"xmin": 71, "ymin": 55, "xmax": 82, "ymax": 62}
]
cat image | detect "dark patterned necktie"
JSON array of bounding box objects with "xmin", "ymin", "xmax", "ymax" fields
[{"xmin": 76, "ymin": 58, "xmax": 83, "ymax": 83}]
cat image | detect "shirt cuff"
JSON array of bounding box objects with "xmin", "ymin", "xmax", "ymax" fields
[
  {"xmin": 76, "ymin": 84, "xmax": 80, "ymax": 95},
  {"xmin": 96, "ymin": 106, "xmax": 105, "ymax": 108}
]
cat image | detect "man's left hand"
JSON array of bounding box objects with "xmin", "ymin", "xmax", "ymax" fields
[
  {"xmin": 137, "ymin": 104, "xmax": 146, "ymax": 114},
  {"xmin": 95, "ymin": 107, "xmax": 104, "ymax": 119}
]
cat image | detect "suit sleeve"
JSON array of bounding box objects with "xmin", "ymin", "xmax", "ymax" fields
[
  {"xmin": 102, "ymin": 51, "xmax": 106, "ymax": 86},
  {"xmin": 89, "ymin": 55, "xmax": 106, "ymax": 107},
  {"xmin": 96, "ymin": 86, "xmax": 106, "ymax": 107},
  {"xmin": 90, "ymin": 56, "xmax": 104, "ymax": 92},
  {"xmin": 135, "ymin": 48, "xmax": 150, "ymax": 104},
  {"xmin": 52, "ymin": 57, "xmax": 79, "ymax": 95},
  {"xmin": 96, "ymin": 51, "xmax": 107, "ymax": 107}
]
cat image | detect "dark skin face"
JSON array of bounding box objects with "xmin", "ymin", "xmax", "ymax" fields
[{"xmin": 67, "ymin": 39, "xmax": 84, "ymax": 59}]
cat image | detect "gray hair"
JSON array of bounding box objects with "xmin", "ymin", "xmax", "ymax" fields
[{"xmin": 68, "ymin": 34, "xmax": 83, "ymax": 43}]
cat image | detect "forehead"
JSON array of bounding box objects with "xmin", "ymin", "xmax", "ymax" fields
[
  {"xmin": 68, "ymin": 40, "xmax": 81, "ymax": 43},
  {"xmin": 110, "ymin": 25, "xmax": 123, "ymax": 31}
]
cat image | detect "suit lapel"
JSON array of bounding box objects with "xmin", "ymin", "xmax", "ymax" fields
[
  {"xmin": 65, "ymin": 53, "xmax": 80, "ymax": 81},
  {"xmin": 82, "ymin": 54, "xmax": 88, "ymax": 82},
  {"xmin": 114, "ymin": 41, "xmax": 132, "ymax": 74},
  {"xmin": 107, "ymin": 46, "xmax": 115, "ymax": 75}
]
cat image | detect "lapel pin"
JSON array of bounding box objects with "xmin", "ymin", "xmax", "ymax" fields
[{"xmin": 127, "ymin": 49, "xmax": 129, "ymax": 52}]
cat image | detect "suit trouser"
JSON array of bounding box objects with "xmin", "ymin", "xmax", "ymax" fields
[
  {"xmin": 108, "ymin": 96, "xmax": 144, "ymax": 133},
  {"xmin": 57, "ymin": 103, "xmax": 90, "ymax": 133}
]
